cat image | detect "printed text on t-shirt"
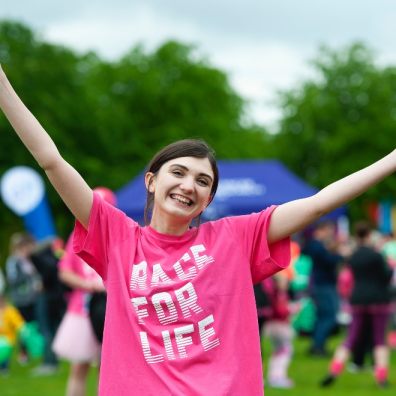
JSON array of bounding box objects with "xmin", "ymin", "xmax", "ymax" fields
[{"xmin": 130, "ymin": 244, "xmax": 221, "ymax": 364}]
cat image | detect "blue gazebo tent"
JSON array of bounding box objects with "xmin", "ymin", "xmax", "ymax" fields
[{"xmin": 116, "ymin": 159, "xmax": 346, "ymax": 223}]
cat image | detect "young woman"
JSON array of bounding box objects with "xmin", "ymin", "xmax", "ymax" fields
[
  {"xmin": 321, "ymin": 221, "xmax": 393, "ymax": 388},
  {"xmin": 1, "ymin": 64, "xmax": 396, "ymax": 395}
]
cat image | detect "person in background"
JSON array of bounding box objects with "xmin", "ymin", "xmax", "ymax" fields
[
  {"xmin": 0, "ymin": 267, "xmax": 25, "ymax": 374},
  {"xmin": 321, "ymin": 221, "xmax": 393, "ymax": 388},
  {"xmin": 0, "ymin": 268, "xmax": 5, "ymax": 298},
  {"xmin": 262, "ymin": 268, "xmax": 294, "ymax": 389},
  {"xmin": 52, "ymin": 187, "xmax": 115, "ymax": 396},
  {"xmin": 381, "ymin": 232, "xmax": 396, "ymax": 349},
  {"xmin": 30, "ymin": 240, "xmax": 67, "ymax": 375},
  {"xmin": 5, "ymin": 233, "xmax": 42, "ymax": 364},
  {"xmin": 303, "ymin": 221, "xmax": 343, "ymax": 356}
]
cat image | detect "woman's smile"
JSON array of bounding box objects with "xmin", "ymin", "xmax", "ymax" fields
[{"xmin": 169, "ymin": 193, "xmax": 194, "ymax": 207}]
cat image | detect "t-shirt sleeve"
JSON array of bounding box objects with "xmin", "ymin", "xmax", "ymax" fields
[
  {"xmin": 227, "ymin": 206, "xmax": 291, "ymax": 284},
  {"xmin": 72, "ymin": 192, "xmax": 134, "ymax": 280}
]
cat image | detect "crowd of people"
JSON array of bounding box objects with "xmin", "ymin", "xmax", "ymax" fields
[
  {"xmin": 256, "ymin": 221, "xmax": 396, "ymax": 390},
  {"xmin": 0, "ymin": 233, "xmax": 64, "ymax": 375},
  {"xmin": 0, "ymin": 230, "xmax": 107, "ymax": 394}
]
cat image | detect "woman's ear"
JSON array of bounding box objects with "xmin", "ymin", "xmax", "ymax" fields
[{"xmin": 145, "ymin": 172, "xmax": 155, "ymax": 193}]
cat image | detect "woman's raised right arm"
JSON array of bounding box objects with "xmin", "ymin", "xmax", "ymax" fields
[{"xmin": 0, "ymin": 65, "xmax": 93, "ymax": 228}]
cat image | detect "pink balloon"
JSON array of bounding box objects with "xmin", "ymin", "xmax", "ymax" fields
[{"xmin": 93, "ymin": 187, "xmax": 117, "ymax": 206}]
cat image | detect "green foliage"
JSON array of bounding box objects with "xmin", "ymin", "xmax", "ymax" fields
[
  {"xmin": 0, "ymin": 20, "xmax": 270, "ymax": 262},
  {"xmin": 273, "ymin": 42, "xmax": 396, "ymax": 219},
  {"xmin": 2, "ymin": 21, "xmax": 396, "ymax": 262}
]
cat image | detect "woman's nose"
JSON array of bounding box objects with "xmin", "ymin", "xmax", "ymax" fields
[{"xmin": 180, "ymin": 176, "xmax": 194, "ymax": 191}]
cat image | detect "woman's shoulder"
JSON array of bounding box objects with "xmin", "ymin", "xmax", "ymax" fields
[{"xmin": 199, "ymin": 210, "xmax": 270, "ymax": 236}]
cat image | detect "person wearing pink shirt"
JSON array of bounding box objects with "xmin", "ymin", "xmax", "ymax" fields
[
  {"xmin": 52, "ymin": 233, "xmax": 103, "ymax": 394},
  {"xmin": 52, "ymin": 187, "xmax": 115, "ymax": 396},
  {"xmin": 2, "ymin": 63, "xmax": 396, "ymax": 395}
]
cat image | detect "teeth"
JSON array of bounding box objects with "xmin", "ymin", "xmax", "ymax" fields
[{"xmin": 171, "ymin": 194, "xmax": 192, "ymax": 206}]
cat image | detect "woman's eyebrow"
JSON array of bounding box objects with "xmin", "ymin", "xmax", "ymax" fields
[{"xmin": 170, "ymin": 163, "xmax": 213, "ymax": 182}]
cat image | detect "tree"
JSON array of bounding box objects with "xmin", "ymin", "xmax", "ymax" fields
[
  {"xmin": 0, "ymin": 20, "xmax": 271, "ymax": 262},
  {"xmin": 273, "ymin": 43, "xmax": 396, "ymax": 218}
]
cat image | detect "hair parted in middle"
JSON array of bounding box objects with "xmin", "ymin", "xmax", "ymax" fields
[{"xmin": 144, "ymin": 139, "xmax": 219, "ymax": 225}]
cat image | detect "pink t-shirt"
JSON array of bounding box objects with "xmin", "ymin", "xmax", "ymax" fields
[
  {"xmin": 60, "ymin": 235, "xmax": 103, "ymax": 316},
  {"xmin": 74, "ymin": 193, "xmax": 291, "ymax": 396}
]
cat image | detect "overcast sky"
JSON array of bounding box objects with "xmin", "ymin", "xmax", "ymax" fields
[{"xmin": 2, "ymin": 1, "xmax": 396, "ymax": 128}]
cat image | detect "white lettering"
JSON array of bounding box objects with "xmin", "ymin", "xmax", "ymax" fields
[
  {"xmin": 191, "ymin": 245, "xmax": 214, "ymax": 269},
  {"xmin": 152, "ymin": 292, "xmax": 178, "ymax": 325},
  {"xmin": 175, "ymin": 282, "xmax": 203, "ymax": 318},
  {"xmin": 138, "ymin": 316, "xmax": 221, "ymax": 363},
  {"xmin": 139, "ymin": 332, "xmax": 164, "ymax": 364},
  {"xmin": 199, "ymin": 314, "xmax": 220, "ymax": 351},
  {"xmin": 131, "ymin": 297, "xmax": 149, "ymax": 324},
  {"xmin": 130, "ymin": 261, "xmax": 147, "ymax": 290},
  {"xmin": 151, "ymin": 263, "xmax": 172, "ymax": 287},
  {"xmin": 174, "ymin": 324, "xmax": 194, "ymax": 358},
  {"xmin": 173, "ymin": 253, "xmax": 197, "ymax": 280},
  {"xmin": 162, "ymin": 330, "xmax": 176, "ymax": 360}
]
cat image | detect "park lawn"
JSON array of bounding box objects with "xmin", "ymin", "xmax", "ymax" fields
[
  {"xmin": 0, "ymin": 357, "xmax": 98, "ymax": 396},
  {"xmin": 0, "ymin": 330, "xmax": 395, "ymax": 395},
  {"xmin": 264, "ymin": 333, "xmax": 395, "ymax": 396}
]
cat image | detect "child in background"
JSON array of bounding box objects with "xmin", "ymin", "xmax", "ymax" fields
[
  {"xmin": 0, "ymin": 271, "xmax": 25, "ymax": 374},
  {"xmin": 52, "ymin": 186, "xmax": 114, "ymax": 396},
  {"xmin": 5, "ymin": 233, "xmax": 42, "ymax": 364},
  {"xmin": 52, "ymin": 236, "xmax": 104, "ymax": 396},
  {"xmin": 263, "ymin": 266, "xmax": 295, "ymax": 389}
]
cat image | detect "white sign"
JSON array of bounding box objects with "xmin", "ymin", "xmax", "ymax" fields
[
  {"xmin": 215, "ymin": 178, "xmax": 266, "ymax": 201},
  {"xmin": 0, "ymin": 166, "xmax": 45, "ymax": 216}
]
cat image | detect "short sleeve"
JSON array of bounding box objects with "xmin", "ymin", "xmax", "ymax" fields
[
  {"xmin": 226, "ymin": 206, "xmax": 291, "ymax": 284},
  {"xmin": 73, "ymin": 192, "xmax": 134, "ymax": 280}
]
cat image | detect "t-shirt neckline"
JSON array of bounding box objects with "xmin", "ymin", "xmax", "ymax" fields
[{"xmin": 144, "ymin": 225, "xmax": 197, "ymax": 243}]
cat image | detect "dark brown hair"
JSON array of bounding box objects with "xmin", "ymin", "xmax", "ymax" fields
[
  {"xmin": 144, "ymin": 139, "xmax": 219, "ymax": 225},
  {"xmin": 354, "ymin": 220, "xmax": 372, "ymax": 239}
]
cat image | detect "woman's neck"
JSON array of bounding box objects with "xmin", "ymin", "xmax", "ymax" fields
[{"xmin": 150, "ymin": 215, "xmax": 191, "ymax": 236}]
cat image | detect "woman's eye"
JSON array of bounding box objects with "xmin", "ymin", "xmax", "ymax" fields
[
  {"xmin": 172, "ymin": 170, "xmax": 183, "ymax": 177},
  {"xmin": 197, "ymin": 179, "xmax": 209, "ymax": 186}
]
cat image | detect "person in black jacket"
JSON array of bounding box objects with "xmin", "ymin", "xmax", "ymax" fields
[
  {"xmin": 303, "ymin": 221, "xmax": 343, "ymax": 356},
  {"xmin": 321, "ymin": 221, "xmax": 393, "ymax": 388},
  {"xmin": 30, "ymin": 242, "xmax": 66, "ymax": 374}
]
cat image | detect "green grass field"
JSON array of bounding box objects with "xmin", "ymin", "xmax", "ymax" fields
[
  {"xmin": 0, "ymin": 358, "xmax": 98, "ymax": 396},
  {"xmin": 0, "ymin": 332, "xmax": 394, "ymax": 395},
  {"xmin": 264, "ymin": 334, "xmax": 395, "ymax": 396}
]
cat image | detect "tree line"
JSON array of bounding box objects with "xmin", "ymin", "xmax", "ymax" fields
[{"xmin": 1, "ymin": 20, "xmax": 396, "ymax": 261}]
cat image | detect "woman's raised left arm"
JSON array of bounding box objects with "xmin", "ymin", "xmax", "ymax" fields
[{"xmin": 268, "ymin": 149, "xmax": 396, "ymax": 243}]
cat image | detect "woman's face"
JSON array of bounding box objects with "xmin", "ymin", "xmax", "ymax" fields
[{"xmin": 146, "ymin": 156, "xmax": 214, "ymax": 228}]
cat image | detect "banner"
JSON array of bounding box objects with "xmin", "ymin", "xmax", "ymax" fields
[
  {"xmin": 1, "ymin": 166, "xmax": 56, "ymax": 241},
  {"xmin": 367, "ymin": 200, "xmax": 396, "ymax": 234}
]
